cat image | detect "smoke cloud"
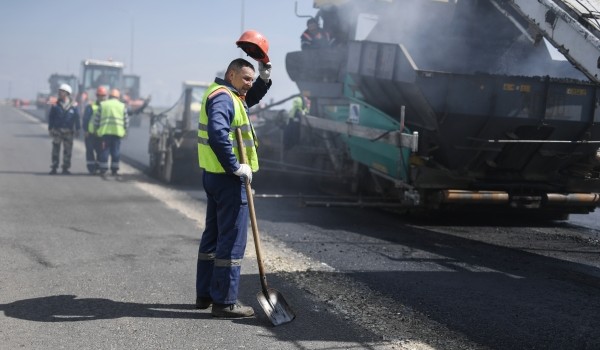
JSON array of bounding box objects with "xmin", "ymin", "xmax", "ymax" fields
[{"xmin": 330, "ymin": 0, "xmax": 587, "ymax": 80}]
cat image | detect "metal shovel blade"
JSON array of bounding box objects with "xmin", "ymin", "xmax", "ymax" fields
[{"xmin": 257, "ymin": 288, "xmax": 296, "ymax": 326}]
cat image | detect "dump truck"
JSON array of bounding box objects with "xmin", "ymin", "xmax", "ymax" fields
[
  {"xmin": 148, "ymin": 81, "xmax": 209, "ymax": 184},
  {"xmin": 265, "ymin": 0, "xmax": 600, "ymax": 219}
]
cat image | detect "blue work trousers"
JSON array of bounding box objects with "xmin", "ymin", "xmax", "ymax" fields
[
  {"xmin": 196, "ymin": 172, "xmax": 249, "ymax": 305},
  {"xmin": 84, "ymin": 134, "xmax": 100, "ymax": 173},
  {"xmin": 98, "ymin": 135, "xmax": 122, "ymax": 173}
]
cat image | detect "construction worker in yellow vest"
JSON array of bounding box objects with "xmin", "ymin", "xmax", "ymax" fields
[
  {"xmin": 196, "ymin": 57, "xmax": 272, "ymax": 318},
  {"xmin": 82, "ymin": 86, "xmax": 107, "ymax": 174},
  {"xmin": 93, "ymin": 88, "xmax": 128, "ymax": 176},
  {"xmin": 284, "ymin": 94, "xmax": 310, "ymax": 150}
]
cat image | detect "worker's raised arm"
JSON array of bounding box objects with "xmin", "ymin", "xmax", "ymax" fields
[{"xmin": 245, "ymin": 77, "xmax": 271, "ymax": 108}]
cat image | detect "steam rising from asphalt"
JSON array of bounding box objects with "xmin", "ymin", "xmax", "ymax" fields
[{"xmin": 337, "ymin": 0, "xmax": 587, "ymax": 80}]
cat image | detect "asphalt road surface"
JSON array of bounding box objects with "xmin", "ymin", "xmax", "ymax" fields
[{"xmin": 2, "ymin": 105, "xmax": 600, "ymax": 350}]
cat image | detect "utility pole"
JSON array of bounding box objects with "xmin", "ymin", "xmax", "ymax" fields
[
  {"xmin": 241, "ymin": 0, "xmax": 245, "ymax": 33},
  {"xmin": 240, "ymin": 0, "xmax": 245, "ymax": 58},
  {"xmin": 120, "ymin": 10, "xmax": 135, "ymax": 73},
  {"xmin": 130, "ymin": 16, "xmax": 135, "ymax": 73}
]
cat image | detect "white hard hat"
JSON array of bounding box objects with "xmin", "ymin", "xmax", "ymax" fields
[{"xmin": 58, "ymin": 83, "xmax": 72, "ymax": 95}]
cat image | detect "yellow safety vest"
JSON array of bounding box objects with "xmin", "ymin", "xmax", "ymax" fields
[
  {"xmin": 97, "ymin": 98, "xmax": 126, "ymax": 137},
  {"xmin": 289, "ymin": 96, "xmax": 308, "ymax": 120},
  {"xmin": 198, "ymin": 82, "xmax": 259, "ymax": 173},
  {"xmin": 88, "ymin": 103, "xmax": 100, "ymax": 134}
]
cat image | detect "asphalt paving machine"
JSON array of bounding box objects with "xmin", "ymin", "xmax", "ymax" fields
[
  {"xmin": 47, "ymin": 73, "xmax": 78, "ymax": 106},
  {"xmin": 269, "ymin": 0, "xmax": 600, "ymax": 218},
  {"xmin": 77, "ymin": 59, "xmax": 124, "ymax": 114},
  {"xmin": 148, "ymin": 81, "xmax": 209, "ymax": 184},
  {"xmin": 36, "ymin": 73, "xmax": 78, "ymax": 115},
  {"xmin": 77, "ymin": 59, "xmax": 146, "ymax": 120}
]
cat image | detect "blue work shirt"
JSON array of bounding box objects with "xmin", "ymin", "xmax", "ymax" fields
[
  {"xmin": 206, "ymin": 77, "xmax": 271, "ymax": 173},
  {"xmin": 48, "ymin": 100, "xmax": 80, "ymax": 131}
]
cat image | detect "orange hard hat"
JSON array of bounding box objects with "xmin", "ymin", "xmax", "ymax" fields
[
  {"xmin": 236, "ymin": 30, "xmax": 270, "ymax": 63},
  {"xmin": 96, "ymin": 86, "xmax": 107, "ymax": 96},
  {"xmin": 109, "ymin": 88, "xmax": 120, "ymax": 99}
]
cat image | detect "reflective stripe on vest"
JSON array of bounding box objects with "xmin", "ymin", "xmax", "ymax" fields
[
  {"xmin": 88, "ymin": 103, "xmax": 99, "ymax": 133},
  {"xmin": 197, "ymin": 82, "xmax": 259, "ymax": 173},
  {"xmin": 97, "ymin": 99, "xmax": 126, "ymax": 137}
]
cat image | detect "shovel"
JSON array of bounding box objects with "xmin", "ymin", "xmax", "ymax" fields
[{"xmin": 235, "ymin": 128, "xmax": 296, "ymax": 326}]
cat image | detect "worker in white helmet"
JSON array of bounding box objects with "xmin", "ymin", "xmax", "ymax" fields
[{"xmin": 48, "ymin": 83, "xmax": 81, "ymax": 175}]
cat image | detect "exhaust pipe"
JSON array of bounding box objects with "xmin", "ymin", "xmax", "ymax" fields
[
  {"xmin": 545, "ymin": 193, "xmax": 600, "ymax": 206},
  {"xmin": 441, "ymin": 190, "xmax": 509, "ymax": 204},
  {"xmin": 441, "ymin": 190, "xmax": 600, "ymax": 207}
]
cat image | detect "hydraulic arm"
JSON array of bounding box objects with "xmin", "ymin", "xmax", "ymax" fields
[{"xmin": 493, "ymin": 0, "xmax": 600, "ymax": 82}]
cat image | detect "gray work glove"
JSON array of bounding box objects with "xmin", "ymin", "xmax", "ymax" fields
[
  {"xmin": 258, "ymin": 61, "xmax": 272, "ymax": 82},
  {"xmin": 233, "ymin": 164, "xmax": 253, "ymax": 183}
]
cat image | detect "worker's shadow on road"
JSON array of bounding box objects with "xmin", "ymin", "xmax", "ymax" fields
[{"xmin": 0, "ymin": 295, "xmax": 211, "ymax": 322}]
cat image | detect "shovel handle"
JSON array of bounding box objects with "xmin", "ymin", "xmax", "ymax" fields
[{"xmin": 235, "ymin": 128, "xmax": 269, "ymax": 293}]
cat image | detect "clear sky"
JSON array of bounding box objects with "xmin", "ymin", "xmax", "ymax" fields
[{"xmin": 0, "ymin": 0, "xmax": 316, "ymax": 106}]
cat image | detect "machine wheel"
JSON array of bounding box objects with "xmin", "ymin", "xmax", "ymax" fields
[
  {"xmin": 171, "ymin": 160, "xmax": 188, "ymax": 185},
  {"xmin": 161, "ymin": 146, "xmax": 174, "ymax": 183},
  {"xmin": 148, "ymin": 139, "xmax": 161, "ymax": 177}
]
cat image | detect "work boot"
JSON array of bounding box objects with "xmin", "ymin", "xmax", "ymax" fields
[
  {"xmin": 62, "ymin": 169, "xmax": 71, "ymax": 175},
  {"xmin": 112, "ymin": 171, "xmax": 123, "ymax": 180},
  {"xmin": 211, "ymin": 303, "xmax": 254, "ymax": 318},
  {"xmin": 49, "ymin": 168, "xmax": 57, "ymax": 175},
  {"xmin": 195, "ymin": 297, "xmax": 212, "ymax": 310}
]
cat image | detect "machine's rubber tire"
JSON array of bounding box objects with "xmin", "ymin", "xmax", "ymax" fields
[
  {"xmin": 161, "ymin": 146, "xmax": 174, "ymax": 183},
  {"xmin": 148, "ymin": 139, "xmax": 160, "ymax": 177}
]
